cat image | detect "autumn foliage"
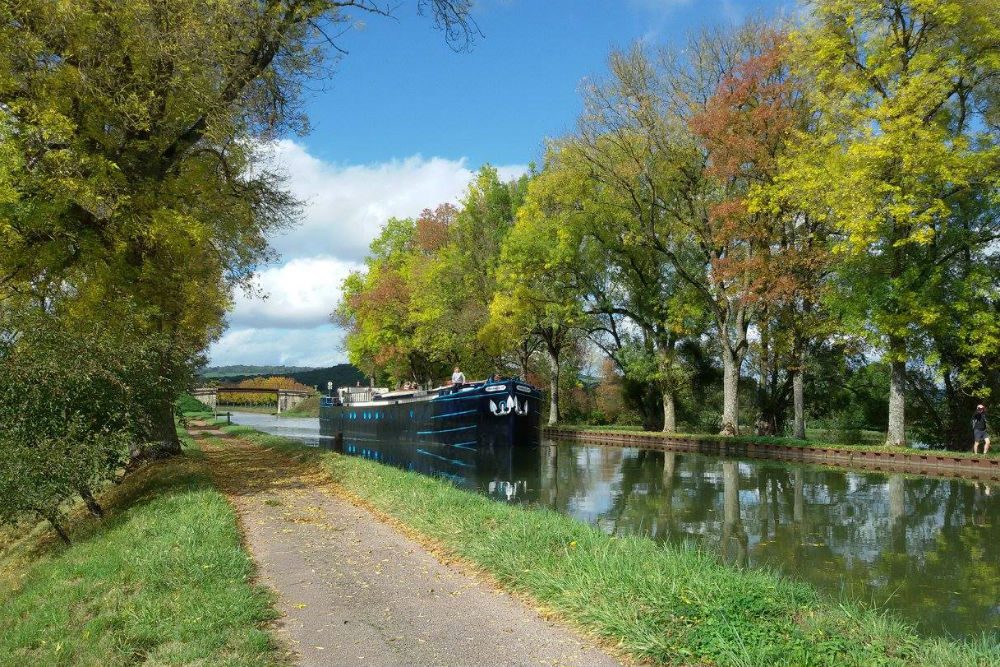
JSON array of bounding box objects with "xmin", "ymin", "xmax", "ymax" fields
[{"xmin": 217, "ymin": 376, "xmax": 313, "ymax": 407}]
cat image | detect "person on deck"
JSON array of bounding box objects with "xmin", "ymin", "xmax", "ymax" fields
[
  {"xmin": 451, "ymin": 366, "xmax": 465, "ymax": 388},
  {"xmin": 973, "ymin": 404, "xmax": 990, "ymax": 454}
]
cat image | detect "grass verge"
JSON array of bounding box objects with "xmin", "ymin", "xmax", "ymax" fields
[
  {"xmin": 280, "ymin": 394, "xmax": 320, "ymax": 417},
  {"xmin": 0, "ymin": 430, "xmax": 283, "ymax": 667},
  {"xmin": 218, "ymin": 424, "xmax": 999, "ymax": 667},
  {"xmin": 552, "ymin": 424, "xmax": 991, "ymax": 460}
]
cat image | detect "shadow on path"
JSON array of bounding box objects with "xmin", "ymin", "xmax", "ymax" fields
[{"xmin": 187, "ymin": 424, "xmax": 621, "ymax": 667}]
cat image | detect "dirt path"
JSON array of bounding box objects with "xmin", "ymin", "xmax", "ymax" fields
[{"xmin": 189, "ymin": 426, "xmax": 621, "ymax": 667}]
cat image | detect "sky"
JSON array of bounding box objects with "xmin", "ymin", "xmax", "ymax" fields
[{"xmin": 207, "ymin": 0, "xmax": 790, "ymax": 368}]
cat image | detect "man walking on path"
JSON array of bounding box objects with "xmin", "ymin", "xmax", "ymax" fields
[{"xmin": 973, "ymin": 404, "xmax": 990, "ymax": 454}]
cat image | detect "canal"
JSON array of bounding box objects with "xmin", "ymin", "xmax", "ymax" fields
[{"xmin": 230, "ymin": 412, "xmax": 1000, "ymax": 638}]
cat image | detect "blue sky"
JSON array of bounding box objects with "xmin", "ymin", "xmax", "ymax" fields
[
  {"xmin": 208, "ymin": 0, "xmax": 790, "ymax": 368},
  {"xmin": 304, "ymin": 0, "xmax": 789, "ymax": 165}
]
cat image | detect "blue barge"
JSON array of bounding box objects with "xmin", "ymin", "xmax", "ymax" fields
[{"xmin": 318, "ymin": 379, "xmax": 542, "ymax": 465}]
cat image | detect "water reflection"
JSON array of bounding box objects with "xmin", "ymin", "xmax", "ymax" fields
[
  {"xmin": 529, "ymin": 444, "xmax": 999, "ymax": 638},
  {"xmin": 230, "ymin": 411, "xmax": 999, "ymax": 638},
  {"xmin": 226, "ymin": 411, "xmax": 334, "ymax": 446}
]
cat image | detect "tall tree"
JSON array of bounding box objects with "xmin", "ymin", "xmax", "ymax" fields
[
  {"xmin": 336, "ymin": 216, "xmax": 434, "ymax": 384},
  {"xmin": 793, "ymin": 0, "xmax": 999, "ymax": 445},
  {"xmin": 576, "ymin": 21, "xmax": 787, "ymax": 435},
  {"xmin": 483, "ymin": 163, "xmax": 594, "ymax": 424},
  {"xmin": 408, "ymin": 167, "xmax": 530, "ymax": 379},
  {"xmin": 0, "ymin": 0, "xmax": 477, "ymax": 455}
]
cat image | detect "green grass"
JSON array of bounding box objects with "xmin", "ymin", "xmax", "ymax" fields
[
  {"xmin": 553, "ymin": 425, "xmax": 991, "ymax": 460},
  {"xmin": 805, "ymin": 427, "xmax": 884, "ymax": 444},
  {"xmin": 220, "ymin": 425, "xmax": 999, "ymax": 667},
  {"xmin": 280, "ymin": 394, "xmax": 320, "ymax": 417},
  {"xmin": 0, "ymin": 432, "xmax": 284, "ymax": 667}
]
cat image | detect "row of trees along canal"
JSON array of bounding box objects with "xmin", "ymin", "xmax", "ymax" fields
[
  {"xmin": 0, "ymin": 0, "xmax": 478, "ymax": 541},
  {"xmin": 336, "ymin": 4, "xmax": 999, "ymax": 449},
  {"xmin": 217, "ymin": 376, "xmax": 313, "ymax": 407}
]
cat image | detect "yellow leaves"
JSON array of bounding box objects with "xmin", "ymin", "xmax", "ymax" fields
[{"xmin": 33, "ymin": 108, "xmax": 76, "ymax": 145}]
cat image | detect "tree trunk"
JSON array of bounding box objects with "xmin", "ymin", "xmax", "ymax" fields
[
  {"xmin": 757, "ymin": 324, "xmax": 771, "ymax": 435},
  {"xmin": 134, "ymin": 398, "xmax": 182, "ymax": 463},
  {"xmin": 44, "ymin": 514, "xmax": 71, "ymax": 544},
  {"xmin": 721, "ymin": 349, "xmax": 740, "ymax": 435},
  {"xmin": 518, "ymin": 339, "xmax": 533, "ymax": 378},
  {"xmin": 888, "ymin": 473, "xmax": 906, "ymax": 553},
  {"xmin": 662, "ymin": 389, "xmax": 676, "ymax": 433},
  {"xmin": 886, "ymin": 337, "xmax": 906, "ymax": 446},
  {"xmin": 79, "ymin": 487, "xmax": 104, "ymax": 518},
  {"xmin": 547, "ymin": 349, "xmax": 560, "ymax": 426},
  {"xmin": 792, "ymin": 365, "xmax": 805, "ymax": 440}
]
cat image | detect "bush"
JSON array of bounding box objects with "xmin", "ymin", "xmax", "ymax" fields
[
  {"xmin": 175, "ymin": 393, "xmax": 209, "ymax": 415},
  {"xmin": 614, "ymin": 408, "xmax": 643, "ymax": 427},
  {"xmin": 0, "ymin": 311, "xmax": 166, "ymax": 541},
  {"xmin": 587, "ymin": 409, "xmax": 612, "ymax": 425}
]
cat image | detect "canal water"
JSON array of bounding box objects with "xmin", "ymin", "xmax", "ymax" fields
[{"xmin": 230, "ymin": 412, "xmax": 1000, "ymax": 638}]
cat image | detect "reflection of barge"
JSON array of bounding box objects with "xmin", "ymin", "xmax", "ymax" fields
[{"xmin": 319, "ymin": 378, "xmax": 542, "ymax": 454}]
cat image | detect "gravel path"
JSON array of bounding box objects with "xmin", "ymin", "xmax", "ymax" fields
[{"xmin": 192, "ymin": 427, "xmax": 621, "ymax": 667}]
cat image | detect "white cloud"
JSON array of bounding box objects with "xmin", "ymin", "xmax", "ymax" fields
[
  {"xmin": 228, "ymin": 256, "xmax": 361, "ymax": 330},
  {"xmin": 209, "ymin": 324, "xmax": 348, "ymax": 368},
  {"xmin": 266, "ymin": 139, "xmax": 528, "ymax": 264},
  {"xmin": 206, "ymin": 141, "xmax": 527, "ymax": 367}
]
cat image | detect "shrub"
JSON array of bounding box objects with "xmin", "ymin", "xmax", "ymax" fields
[
  {"xmin": 175, "ymin": 393, "xmax": 209, "ymax": 415},
  {"xmin": 0, "ymin": 311, "xmax": 165, "ymax": 541}
]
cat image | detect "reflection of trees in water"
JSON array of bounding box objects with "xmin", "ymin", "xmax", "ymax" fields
[
  {"xmin": 866, "ymin": 478, "xmax": 1000, "ymax": 635},
  {"xmin": 654, "ymin": 452, "xmax": 678, "ymax": 541},
  {"xmin": 599, "ymin": 449, "xmax": 664, "ymax": 537},
  {"xmin": 721, "ymin": 461, "xmax": 748, "ymax": 566},
  {"xmin": 541, "ymin": 442, "xmax": 628, "ymax": 519},
  {"xmin": 534, "ymin": 443, "xmax": 1000, "ymax": 636}
]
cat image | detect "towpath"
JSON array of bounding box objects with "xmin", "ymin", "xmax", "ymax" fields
[{"xmin": 188, "ymin": 423, "xmax": 620, "ymax": 667}]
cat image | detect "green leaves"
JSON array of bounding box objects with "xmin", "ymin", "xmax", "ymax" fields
[
  {"xmin": 336, "ymin": 168, "xmax": 531, "ymax": 384},
  {"xmin": 0, "ymin": 307, "xmax": 175, "ymax": 533}
]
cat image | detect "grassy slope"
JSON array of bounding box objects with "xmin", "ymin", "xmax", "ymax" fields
[
  {"xmin": 281, "ymin": 394, "xmax": 320, "ymax": 417},
  {"xmin": 553, "ymin": 425, "xmax": 991, "ymax": 460},
  {"xmin": 221, "ymin": 425, "xmax": 999, "ymax": 667},
  {"xmin": 0, "ymin": 432, "xmax": 283, "ymax": 667}
]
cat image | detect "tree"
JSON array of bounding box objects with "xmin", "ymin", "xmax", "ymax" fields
[
  {"xmin": 409, "ymin": 167, "xmax": 530, "ymax": 379},
  {"xmin": 339, "ymin": 167, "xmax": 531, "ymax": 387},
  {"xmin": 336, "ymin": 216, "xmax": 431, "ymax": 384},
  {"xmin": 0, "ymin": 308, "xmax": 169, "ymax": 542},
  {"xmin": 483, "ymin": 166, "xmax": 593, "ymax": 424},
  {"xmin": 792, "ymin": 0, "xmax": 999, "ymax": 445},
  {"xmin": 0, "ymin": 0, "xmax": 477, "ymax": 456},
  {"xmin": 573, "ymin": 22, "xmax": 786, "ymax": 435}
]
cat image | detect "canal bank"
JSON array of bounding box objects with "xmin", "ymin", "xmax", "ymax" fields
[
  {"xmin": 215, "ymin": 420, "xmax": 999, "ymax": 666},
  {"xmin": 230, "ymin": 410, "xmax": 1000, "ymax": 639},
  {"xmin": 545, "ymin": 426, "xmax": 1000, "ymax": 482},
  {"xmin": 0, "ymin": 429, "xmax": 283, "ymax": 666}
]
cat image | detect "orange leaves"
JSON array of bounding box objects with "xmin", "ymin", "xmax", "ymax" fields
[
  {"xmin": 689, "ymin": 33, "xmax": 796, "ymax": 185},
  {"xmin": 684, "ymin": 30, "xmax": 827, "ymax": 309},
  {"xmin": 233, "ymin": 376, "xmax": 312, "ymax": 392},
  {"xmin": 414, "ymin": 204, "xmax": 457, "ymax": 254}
]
